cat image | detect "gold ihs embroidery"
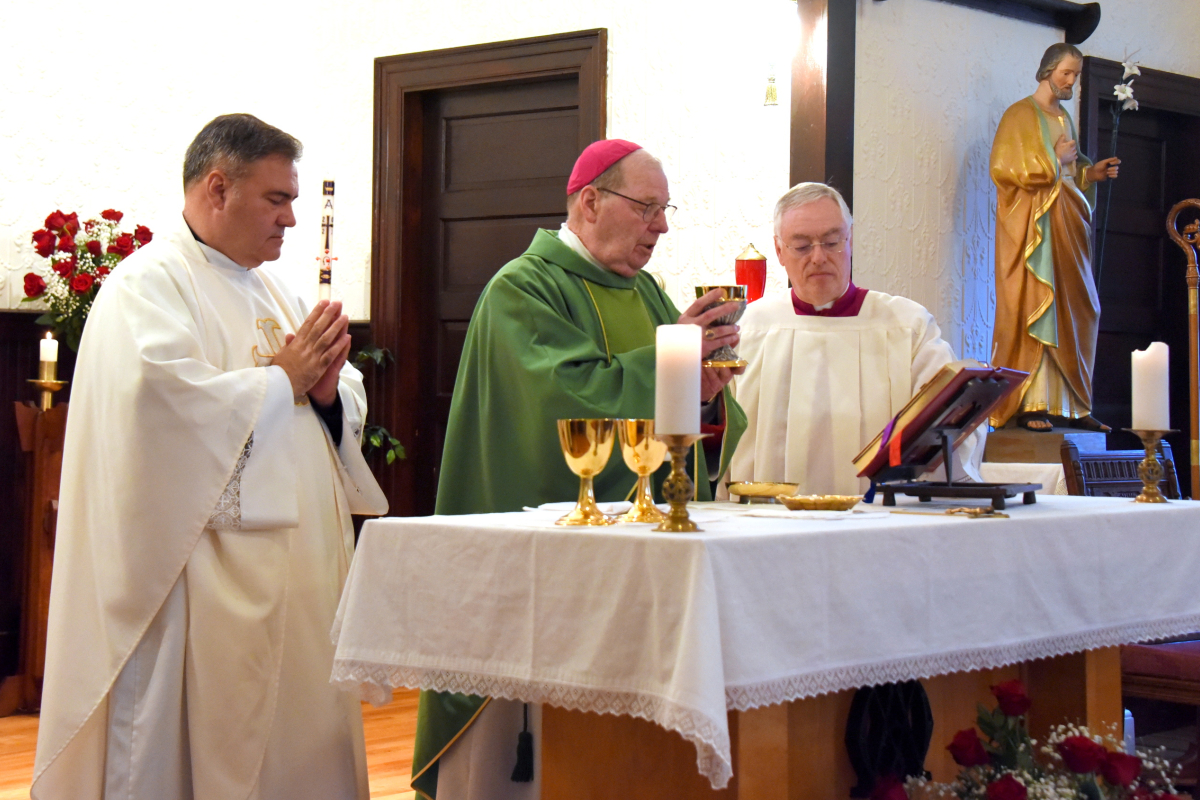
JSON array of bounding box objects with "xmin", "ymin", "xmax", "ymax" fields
[{"xmin": 252, "ymin": 318, "xmax": 286, "ymax": 366}]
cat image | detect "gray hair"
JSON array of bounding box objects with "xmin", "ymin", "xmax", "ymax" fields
[
  {"xmin": 1036, "ymin": 43, "xmax": 1084, "ymax": 82},
  {"xmin": 183, "ymin": 113, "xmax": 303, "ymax": 189},
  {"xmin": 773, "ymin": 182, "xmax": 853, "ymax": 237}
]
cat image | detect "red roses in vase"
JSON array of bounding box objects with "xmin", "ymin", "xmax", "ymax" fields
[
  {"xmin": 23, "ymin": 209, "xmax": 152, "ymax": 351},
  {"xmin": 882, "ymin": 679, "xmax": 1183, "ymax": 799}
]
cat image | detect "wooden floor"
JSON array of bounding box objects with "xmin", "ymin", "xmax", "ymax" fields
[{"xmin": 0, "ymin": 689, "xmax": 420, "ymax": 800}]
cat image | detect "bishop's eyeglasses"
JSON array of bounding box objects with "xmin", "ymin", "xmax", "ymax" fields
[
  {"xmin": 597, "ymin": 188, "xmax": 678, "ymax": 222},
  {"xmin": 780, "ymin": 236, "xmax": 848, "ymax": 260}
]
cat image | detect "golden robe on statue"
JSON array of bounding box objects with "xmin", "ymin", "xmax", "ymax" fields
[{"xmin": 990, "ymin": 97, "xmax": 1100, "ymax": 426}]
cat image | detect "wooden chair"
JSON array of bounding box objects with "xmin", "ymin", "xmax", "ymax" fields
[{"xmin": 1059, "ymin": 439, "xmax": 1181, "ymax": 499}]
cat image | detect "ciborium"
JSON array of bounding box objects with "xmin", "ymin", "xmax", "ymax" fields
[
  {"xmin": 617, "ymin": 419, "xmax": 668, "ymax": 523},
  {"xmin": 695, "ymin": 285, "xmax": 748, "ymax": 368},
  {"xmin": 556, "ymin": 418, "xmax": 618, "ymax": 526}
]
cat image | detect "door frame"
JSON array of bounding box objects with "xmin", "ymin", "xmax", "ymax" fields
[{"xmin": 370, "ymin": 30, "xmax": 607, "ymax": 516}]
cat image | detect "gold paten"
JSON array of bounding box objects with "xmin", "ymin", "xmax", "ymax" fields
[
  {"xmin": 728, "ymin": 481, "xmax": 799, "ymax": 502},
  {"xmin": 695, "ymin": 285, "xmax": 749, "ymax": 368},
  {"xmin": 555, "ymin": 419, "xmax": 618, "ymax": 526},
  {"xmin": 775, "ymin": 494, "xmax": 862, "ymax": 512},
  {"xmin": 654, "ymin": 433, "xmax": 708, "ymax": 532},
  {"xmin": 617, "ymin": 419, "xmax": 668, "ymax": 524},
  {"xmin": 1124, "ymin": 428, "xmax": 1178, "ymax": 503}
]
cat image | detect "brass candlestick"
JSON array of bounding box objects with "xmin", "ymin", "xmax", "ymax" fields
[
  {"xmin": 28, "ymin": 361, "xmax": 68, "ymax": 411},
  {"xmin": 653, "ymin": 433, "xmax": 708, "ymax": 532},
  {"xmin": 1123, "ymin": 428, "xmax": 1178, "ymax": 503},
  {"xmin": 617, "ymin": 419, "xmax": 668, "ymax": 524}
]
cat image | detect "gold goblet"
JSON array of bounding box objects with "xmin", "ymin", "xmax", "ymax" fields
[
  {"xmin": 556, "ymin": 419, "xmax": 618, "ymax": 526},
  {"xmin": 617, "ymin": 419, "xmax": 668, "ymax": 523},
  {"xmin": 695, "ymin": 285, "xmax": 748, "ymax": 368}
]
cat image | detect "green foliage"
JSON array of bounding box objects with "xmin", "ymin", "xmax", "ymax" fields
[
  {"xmin": 363, "ymin": 423, "xmax": 406, "ymax": 465},
  {"xmin": 353, "ymin": 345, "xmax": 406, "ymax": 466},
  {"xmin": 353, "ymin": 345, "xmax": 393, "ymax": 369}
]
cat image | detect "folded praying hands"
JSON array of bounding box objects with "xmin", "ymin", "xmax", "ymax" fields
[{"xmin": 273, "ymin": 300, "xmax": 351, "ymax": 406}]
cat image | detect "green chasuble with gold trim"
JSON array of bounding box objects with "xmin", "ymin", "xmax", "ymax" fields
[{"xmin": 412, "ymin": 229, "xmax": 746, "ymax": 798}]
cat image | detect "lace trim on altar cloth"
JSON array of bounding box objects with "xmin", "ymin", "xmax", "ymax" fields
[
  {"xmin": 724, "ymin": 613, "xmax": 1200, "ymax": 711},
  {"xmin": 330, "ymin": 663, "xmax": 734, "ymax": 790},
  {"xmin": 331, "ymin": 615, "xmax": 1200, "ymax": 790},
  {"xmin": 208, "ymin": 435, "xmax": 254, "ymax": 530}
]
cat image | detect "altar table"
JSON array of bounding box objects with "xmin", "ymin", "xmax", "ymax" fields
[{"xmin": 331, "ymin": 496, "xmax": 1200, "ymax": 796}]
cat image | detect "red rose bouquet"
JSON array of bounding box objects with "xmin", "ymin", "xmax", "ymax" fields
[
  {"xmin": 892, "ymin": 680, "xmax": 1182, "ymax": 799},
  {"xmin": 22, "ymin": 209, "xmax": 152, "ymax": 350}
]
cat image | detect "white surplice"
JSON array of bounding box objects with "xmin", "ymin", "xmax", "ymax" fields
[
  {"xmin": 724, "ymin": 290, "xmax": 984, "ymax": 496},
  {"xmin": 32, "ymin": 220, "xmax": 387, "ymax": 800}
]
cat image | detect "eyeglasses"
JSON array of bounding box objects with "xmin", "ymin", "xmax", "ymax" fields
[
  {"xmin": 780, "ymin": 236, "xmax": 848, "ymax": 260},
  {"xmin": 596, "ymin": 188, "xmax": 677, "ymax": 222}
]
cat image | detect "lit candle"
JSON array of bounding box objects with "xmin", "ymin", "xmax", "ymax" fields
[
  {"xmin": 655, "ymin": 324, "xmax": 701, "ymax": 435},
  {"xmin": 1131, "ymin": 342, "xmax": 1169, "ymax": 430},
  {"xmin": 40, "ymin": 334, "xmax": 58, "ymax": 364}
]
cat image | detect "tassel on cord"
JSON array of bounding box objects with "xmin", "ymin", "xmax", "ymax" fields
[{"xmin": 511, "ymin": 703, "xmax": 534, "ymax": 782}]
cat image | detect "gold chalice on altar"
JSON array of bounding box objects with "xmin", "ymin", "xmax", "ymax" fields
[
  {"xmin": 695, "ymin": 285, "xmax": 748, "ymax": 368},
  {"xmin": 617, "ymin": 419, "xmax": 668, "ymax": 524},
  {"xmin": 556, "ymin": 418, "xmax": 618, "ymax": 526}
]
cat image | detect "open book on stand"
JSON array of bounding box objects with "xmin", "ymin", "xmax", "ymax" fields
[{"xmin": 853, "ymin": 360, "xmax": 1036, "ymax": 510}]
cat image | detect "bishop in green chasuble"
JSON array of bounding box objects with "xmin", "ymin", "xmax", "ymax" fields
[{"xmin": 413, "ymin": 141, "xmax": 747, "ymax": 799}]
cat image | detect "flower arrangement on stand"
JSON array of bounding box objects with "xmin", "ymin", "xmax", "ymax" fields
[
  {"xmin": 23, "ymin": 209, "xmax": 152, "ymax": 350},
  {"xmin": 874, "ymin": 679, "xmax": 1184, "ymax": 800}
]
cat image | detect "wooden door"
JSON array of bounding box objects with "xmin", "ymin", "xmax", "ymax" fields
[
  {"xmin": 1082, "ymin": 59, "xmax": 1200, "ymax": 497},
  {"xmin": 419, "ymin": 78, "xmax": 579, "ymax": 510},
  {"xmin": 371, "ymin": 31, "xmax": 606, "ymax": 516}
]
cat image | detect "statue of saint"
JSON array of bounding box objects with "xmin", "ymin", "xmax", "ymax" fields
[{"xmin": 989, "ymin": 43, "xmax": 1121, "ymax": 432}]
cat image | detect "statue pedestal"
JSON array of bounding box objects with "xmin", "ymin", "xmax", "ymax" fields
[{"xmin": 984, "ymin": 427, "xmax": 1106, "ymax": 464}]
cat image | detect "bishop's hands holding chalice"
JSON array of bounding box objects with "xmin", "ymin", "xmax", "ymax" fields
[{"xmin": 679, "ymin": 286, "xmax": 746, "ymax": 403}]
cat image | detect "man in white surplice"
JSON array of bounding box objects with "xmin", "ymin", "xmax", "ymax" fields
[
  {"xmin": 32, "ymin": 114, "xmax": 388, "ymax": 800},
  {"xmin": 725, "ymin": 182, "xmax": 983, "ymax": 496}
]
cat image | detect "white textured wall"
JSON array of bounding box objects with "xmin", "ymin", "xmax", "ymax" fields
[
  {"xmin": 3, "ymin": 0, "xmax": 1195, "ymax": 336},
  {"xmin": 854, "ymin": 0, "xmax": 1200, "ymax": 362},
  {"xmin": 0, "ymin": 0, "xmax": 794, "ymax": 319}
]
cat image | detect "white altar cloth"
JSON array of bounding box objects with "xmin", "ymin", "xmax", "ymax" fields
[{"xmin": 331, "ymin": 496, "xmax": 1200, "ymax": 789}]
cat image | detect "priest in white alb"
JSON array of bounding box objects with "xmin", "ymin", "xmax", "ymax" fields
[
  {"xmin": 32, "ymin": 114, "xmax": 388, "ymax": 800},
  {"xmin": 724, "ymin": 182, "xmax": 983, "ymax": 496}
]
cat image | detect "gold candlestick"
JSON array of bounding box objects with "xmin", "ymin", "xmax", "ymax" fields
[
  {"xmin": 1123, "ymin": 428, "xmax": 1178, "ymax": 503},
  {"xmin": 653, "ymin": 433, "xmax": 708, "ymax": 532},
  {"xmin": 28, "ymin": 361, "xmax": 68, "ymax": 411}
]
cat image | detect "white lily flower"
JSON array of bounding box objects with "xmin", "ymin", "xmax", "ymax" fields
[
  {"xmin": 1113, "ymin": 82, "xmax": 1134, "ymax": 101},
  {"xmin": 1122, "ymin": 60, "xmax": 1141, "ymax": 80},
  {"xmin": 1123, "ymin": 98, "xmax": 1139, "ymax": 111}
]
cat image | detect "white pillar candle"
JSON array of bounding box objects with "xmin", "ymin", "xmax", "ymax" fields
[
  {"xmin": 40, "ymin": 334, "xmax": 58, "ymax": 363},
  {"xmin": 1131, "ymin": 342, "xmax": 1169, "ymax": 430},
  {"xmin": 655, "ymin": 324, "xmax": 701, "ymax": 435}
]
